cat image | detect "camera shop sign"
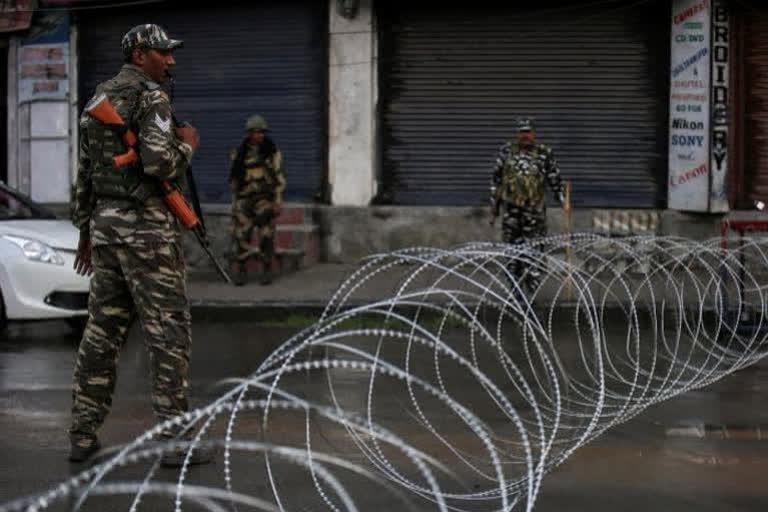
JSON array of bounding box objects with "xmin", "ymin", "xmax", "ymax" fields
[{"xmin": 668, "ymin": 0, "xmax": 729, "ymax": 212}]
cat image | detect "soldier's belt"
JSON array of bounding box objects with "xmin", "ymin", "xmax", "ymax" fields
[{"xmin": 236, "ymin": 192, "xmax": 275, "ymax": 201}]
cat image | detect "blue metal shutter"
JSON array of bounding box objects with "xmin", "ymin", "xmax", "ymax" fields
[
  {"xmin": 378, "ymin": 1, "xmax": 670, "ymax": 207},
  {"xmin": 77, "ymin": 0, "xmax": 327, "ymax": 203}
]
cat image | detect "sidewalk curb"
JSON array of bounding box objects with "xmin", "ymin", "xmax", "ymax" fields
[
  {"xmin": 190, "ymin": 300, "xmax": 331, "ymax": 322},
  {"xmin": 190, "ymin": 299, "xmax": 740, "ymax": 323}
]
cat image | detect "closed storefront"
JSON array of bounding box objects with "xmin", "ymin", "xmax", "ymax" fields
[
  {"xmin": 77, "ymin": 0, "xmax": 326, "ymax": 203},
  {"xmin": 378, "ymin": 1, "xmax": 670, "ymax": 207},
  {"xmin": 740, "ymin": 5, "xmax": 768, "ymax": 207}
]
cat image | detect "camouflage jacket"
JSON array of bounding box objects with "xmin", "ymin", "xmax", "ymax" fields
[
  {"xmin": 72, "ymin": 64, "xmax": 194, "ymax": 247},
  {"xmin": 228, "ymin": 139, "xmax": 286, "ymax": 204},
  {"xmin": 491, "ymin": 141, "xmax": 564, "ymax": 212}
]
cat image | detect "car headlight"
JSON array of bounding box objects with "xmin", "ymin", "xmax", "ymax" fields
[{"xmin": 2, "ymin": 235, "xmax": 65, "ymax": 265}]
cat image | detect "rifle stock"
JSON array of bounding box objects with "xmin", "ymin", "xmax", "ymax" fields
[{"xmin": 86, "ymin": 93, "xmax": 138, "ymax": 167}]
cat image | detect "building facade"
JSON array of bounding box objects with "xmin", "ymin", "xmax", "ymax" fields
[{"xmin": 2, "ymin": 0, "xmax": 764, "ymax": 263}]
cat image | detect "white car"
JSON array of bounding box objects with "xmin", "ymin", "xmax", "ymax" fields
[{"xmin": 0, "ymin": 181, "xmax": 90, "ymax": 329}]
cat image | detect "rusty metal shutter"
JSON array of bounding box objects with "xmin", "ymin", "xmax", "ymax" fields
[
  {"xmin": 77, "ymin": 0, "xmax": 326, "ymax": 203},
  {"xmin": 744, "ymin": 9, "xmax": 768, "ymax": 204},
  {"xmin": 378, "ymin": 1, "xmax": 670, "ymax": 207}
]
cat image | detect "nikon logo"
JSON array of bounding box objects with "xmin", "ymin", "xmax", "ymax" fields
[{"xmin": 672, "ymin": 118, "xmax": 704, "ymax": 130}]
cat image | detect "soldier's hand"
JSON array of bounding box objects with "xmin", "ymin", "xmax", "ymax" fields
[
  {"xmin": 175, "ymin": 125, "xmax": 200, "ymax": 152},
  {"xmin": 74, "ymin": 233, "xmax": 93, "ymax": 276}
]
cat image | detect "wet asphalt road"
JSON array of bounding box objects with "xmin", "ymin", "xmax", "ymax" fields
[{"xmin": 1, "ymin": 317, "xmax": 768, "ymax": 511}]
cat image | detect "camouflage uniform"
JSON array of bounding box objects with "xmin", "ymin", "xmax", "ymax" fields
[
  {"xmin": 229, "ymin": 117, "xmax": 286, "ymax": 284},
  {"xmin": 491, "ymin": 119, "xmax": 564, "ymax": 291},
  {"xmin": 69, "ymin": 26, "xmax": 193, "ymax": 451}
]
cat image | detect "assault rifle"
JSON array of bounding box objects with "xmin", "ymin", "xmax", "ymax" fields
[
  {"xmin": 167, "ymin": 73, "xmax": 206, "ymax": 235},
  {"xmin": 85, "ymin": 93, "xmax": 232, "ymax": 284}
]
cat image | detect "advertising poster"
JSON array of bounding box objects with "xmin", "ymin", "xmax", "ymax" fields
[
  {"xmin": 668, "ymin": 0, "xmax": 711, "ymax": 211},
  {"xmin": 18, "ymin": 12, "xmax": 70, "ymax": 103}
]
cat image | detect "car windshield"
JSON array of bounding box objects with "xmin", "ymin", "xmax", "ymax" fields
[{"xmin": 0, "ymin": 182, "xmax": 57, "ymax": 220}]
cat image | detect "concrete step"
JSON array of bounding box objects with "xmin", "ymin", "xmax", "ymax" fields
[
  {"xmin": 233, "ymin": 247, "xmax": 305, "ymax": 277},
  {"xmin": 274, "ymin": 224, "xmax": 320, "ymax": 267},
  {"xmin": 275, "ymin": 203, "xmax": 311, "ymax": 226},
  {"xmin": 235, "ymin": 204, "xmax": 321, "ymax": 277}
]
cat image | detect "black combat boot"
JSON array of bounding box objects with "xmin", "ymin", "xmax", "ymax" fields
[
  {"xmin": 259, "ymin": 263, "xmax": 273, "ymax": 285},
  {"xmin": 69, "ymin": 438, "xmax": 102, "ymax": 463},
  {"xmin": 259, "ymin": 237, "xmax": 274, "ymax": 285},
  {"xmin": 233, "ymin": 261, "xmax": 248, "ymax": 286}
]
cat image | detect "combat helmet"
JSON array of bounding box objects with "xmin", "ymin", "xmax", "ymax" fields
[{"xmin": 245, "ymin": 114, "xmax": 269, "ymax": 132}]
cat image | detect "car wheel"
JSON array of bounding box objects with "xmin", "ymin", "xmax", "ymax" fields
[{"xmin": 65, "ymin": 316, "xmax": 88, "ymax": 333}]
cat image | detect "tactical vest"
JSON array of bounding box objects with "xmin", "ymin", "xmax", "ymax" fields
[
  {"xmin": 230, "ymin": 138, "xmax": 279, "ymax": 200},
  {"xmin": 85, "ymin": 77, "xmax": 160, "ymax": 201},
  {"xmin": 501, "ymin": 143, "xmax": 546, "ymax": 210}
]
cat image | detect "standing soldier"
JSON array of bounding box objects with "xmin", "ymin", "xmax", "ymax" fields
[
  {"xmin": 69, "ymin": 24, "xmax": 211, "ymax": 467},
  {"xmin": 490, "ymin": 117, "xmax": 564, "ymax": 292},
  {"xmin": 229, "ymin": 114, "xmax": 286, "ymax": 286}
]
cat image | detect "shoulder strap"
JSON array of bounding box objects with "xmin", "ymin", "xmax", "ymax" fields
[
  {"xmin": 263, "ymin": 136, "xmax": 280, "ymax": 182},
  {"xmin": 230, "ymin": 138, "xmax": 250, "ymax": 183}
]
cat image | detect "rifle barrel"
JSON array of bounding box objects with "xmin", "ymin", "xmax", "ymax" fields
[{"xmin": 193, "ymin": 229, "xmax": 232, "ymax": 284}]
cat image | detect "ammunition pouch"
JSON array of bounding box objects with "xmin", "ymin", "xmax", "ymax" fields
[
  {"xmin": 502, "ymin": 172, "xmax": 546, "ymax": 210},
  {"xmin": 91, "ymin": 166, "xmax": 160, "ymax": 202},
  {"xmin": 499, "ymin": 142, "xmax": 547, "ymax": 211}
]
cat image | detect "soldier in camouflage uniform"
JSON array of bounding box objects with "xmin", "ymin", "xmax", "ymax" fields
[
  {"xmin": 69, "ymin": 24, "xmax": 210, "ymax": 467},
  {"xmin": 229, "ymin": 114, "xmax": 286, "ymax": 286},
  {"xmin": 490, "ymin": 118, "xmax": 564, "ymax": 293}
]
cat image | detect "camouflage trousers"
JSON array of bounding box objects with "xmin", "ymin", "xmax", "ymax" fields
[
  {"xmin": 70, "ymin": 241, "xmax": 191, "ymax": 449},
  {"xmin": 231, "ymin": 195, "xmax": 275, "ymax": 264},
  {"xmin": 501, "ymin": 203, "xmax": 547, "ymax": 293}
]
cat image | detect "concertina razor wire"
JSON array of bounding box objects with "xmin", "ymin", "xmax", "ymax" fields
[{"xmin": 3, "ymin": 234, "xmax": 768, "ymax": 512}]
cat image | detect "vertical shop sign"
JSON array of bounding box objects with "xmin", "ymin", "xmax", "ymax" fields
[
  {"xmin": 668, "ymin": 0, "xmax": 711, "ymax": 211},
  {"xmin": 709, "ymin": 0, "xmax": 729, "ymax": 212}
]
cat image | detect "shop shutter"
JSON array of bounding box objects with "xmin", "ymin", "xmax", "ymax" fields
[
  {"xmin": 744, "ymin": 9, "xmax": 768, "ymax": 204},
  {"xmin": 379, "ymin": 0, "xmax": 670, "ymax": 207},
  {"xmin": 77, "ymin": 0, "xmax": 326, "ymax": 203}
]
